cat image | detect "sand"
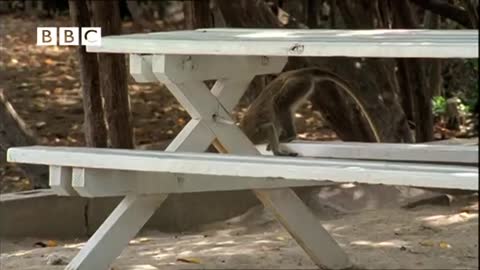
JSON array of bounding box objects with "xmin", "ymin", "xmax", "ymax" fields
[{"xmin": 1, "ymin": 185, "xmax": 478, "ymax": 270}]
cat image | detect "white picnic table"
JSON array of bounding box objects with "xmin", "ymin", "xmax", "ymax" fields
[{"xmin": 7, "ymin": 29, "xmax": 479, "ymax": 270}]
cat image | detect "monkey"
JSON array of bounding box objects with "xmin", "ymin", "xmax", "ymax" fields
[{"xmin": 240, "ymin": 67, "xmax": 381, "ymax": 156}]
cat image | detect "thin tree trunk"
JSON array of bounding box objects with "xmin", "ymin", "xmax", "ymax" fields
[
  {"xmin": 69, "ymin": 0, "xmax": 108, "ymax": 147},
  {"xmin": 216, "ymin": 0, "xmax": 281, "ymax": 28},
  {"xmin": 328, "ymin": 0, "xmax": 336, "ymax": 28},
  {"xmin": 397, "ymin": 59, "xmax": 416, "ymax": 124},
  {"xmin": 25, "ymin": 0, "xmax": 34, "ymax": 15},
  {"xmin": 184, "ymin": 0, "xmax": 211, "ymax": 30},
  {"xmin": 306, "ymin": 0, "xmax": 319, "ymax": 28},
  {"xmin": 91, "ymin": 0, "xmax": 134, "ymax": 149},
  {"xmin": 408, "ymin": 0, "xmax": 474, "ymax": 28},
  {"xmin": 424, "ymin": 11, "xmax": 443, "ymax": 97},
  {"xmin": 37, "ymin": 0, "xmax": 44, "ymax": 13},
  {"xmin": 392, "ymin": 0, "xmax": 434, "ymax": 142},
  {"xmin": 211, "ymin": 0, "xmax": 226, "ymax": 27},
  {"xmin": 464, "ymin": 0, "xmax": 479, "ymax": 28},
  {"xmin": 0, "ymin": 1, "xmax": 9, "ymax": 14},
  {"xmin": 0, "ymin": 91, "xmax": 49, "ymax": 188},
  {"xmin": 126, "ymin": 0, "xmax": 161, "ymax": 32}
]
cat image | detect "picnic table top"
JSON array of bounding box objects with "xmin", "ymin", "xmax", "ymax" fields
[{"xmin": 87, "ymin": 28, "xmax": 479, "ymax": 58}]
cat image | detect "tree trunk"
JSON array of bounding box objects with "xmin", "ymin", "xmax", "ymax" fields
[
  {"xmin": 37, "ymin": 0, "xmax": 44, "ymax": 13},
  {"xmin": 184, "ymin": 0, "xmax": 211, "ymax": 30},
  {"xmin": 464, "ymin": 0, "xmax": 479, "ymax": 28},
  {"xmin": 424, "ymin": 11, "xmax": 443, "ymax": 97},
  {"xmin": 216, "ymin": 0, "xmax": 281, "ymax": 28},
  {"xmin": 392, "ymin": 0, "xmax": 434, "ymax": 142},
  {"xmin": 69, "ymin": 0, "xmax": 108, "ymax": 148},
  {"xmin": 306, "ymin": 0, "xmax": 319, "ymax": 28},
  {"xmin": 25, "ymin": 0, "xmax": 34, "ymax": 15},
  {"xmin": 408, "ymin": 0, "xmax": 474, "ymax": 28},
  {"xmin": 282, "ymin": 0, "xmax": 306, "ymax": 24},
  {"xmin": 0, "ymin": 91, "xmax": 49, "ymax": 188},
  {"xmin": 211, "ymin": 0, "xmax": 226, "ymax": 27},
  {"xmin": 126, "ymin": 0, "xmax": 162, "ymax": 32},
  {"xmin": 91, "ymin": 0, "xmax": 134, "ymax": 149},
  {"xmin": 0, "ymin": 1, "xmax": 10, "ymax": 14}
]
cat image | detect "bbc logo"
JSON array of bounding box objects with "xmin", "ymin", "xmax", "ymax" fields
[{"xmin": 36, "ymin": 27, "xmax": 102, "ymax": 46}]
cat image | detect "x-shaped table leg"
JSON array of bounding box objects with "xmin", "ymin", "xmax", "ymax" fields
[{"xmin": 65, "ymin": 54, "xmax": 352, "ymax": 270}]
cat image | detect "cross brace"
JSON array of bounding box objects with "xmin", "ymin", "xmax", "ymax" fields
[{"xmin": 64, "ymin": 54, "xmax": 352, "ymax": 270}]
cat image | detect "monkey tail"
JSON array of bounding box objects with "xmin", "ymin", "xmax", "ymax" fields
[{"xmin": 312, "ymin": 69, "xmax": 382, "ymax": 143}]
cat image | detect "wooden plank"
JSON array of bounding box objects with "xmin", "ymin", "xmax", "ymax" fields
[
  {"xmin": 164, "ymin": 119, "xmax": 216, "ymax": 152},
  {"xmin": 7, "ymin": 146, "xmax": 478, "ymax": 190},
  {"xmin": 129, "ymin": 54, "xmax": 156, "ymax": 82},
  {"xmin": 64, "ymin": 69, "xmax": 256, "ymax": 269},
  {"xmin": 152, "ymin": 54, "xmax": 287, "ymax": 83},
  {"xmin": 65, "ymin": 194, "xmax": 167, "ymax": 270},
  {"xmin": 211, "ymin": 77, "xmax": 255, "ymax": 111},
  {"xmin": 254, "ymin": 188, "xmax": 352, "ymax": 269},
  {"xmin": 258, "ymin": 141, "xmax": 478, "ymax": 164},
  {"xmin": 70, "ymin": 168, "xmax": 327, "ymax": 197},
  {"xmin": 87, "ymin": 29, "xmax": 478, "ymax": 58},
  {"xmin": 64, "ymin": 100, "xmax": 219, "ymax": 268},
  {"xmin": 151, "ymin": 58, "xmax": 353, "ymax": 268},
  {"xmin": 49, "ymin": 166, "xmax": 77, "ymax": 196}
]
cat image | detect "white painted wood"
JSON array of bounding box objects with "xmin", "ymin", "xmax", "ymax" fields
[
  {"xmin": 49, "ymin": 166, "xmax": 77, "ymax": 196},
  {"xmin": 7, "ymin": 146, "xmax": 478, "ymax": 191},
  {"xmin": 254, "ymin": 188, "xmax": 352, "ymax": 269},
  {"xmin": 152, "ymin": 54, "xmax": 287, "ymax": 83},
  {"xmin": 154, "ymin": 59, "xmax": 355, "ymax": 270},
  {"xmin": 153, "ymin": 62, "xmax": 258, "ymax": 154},
  {"xmin": 153, "ymin": 56, "xmax": 352, "ymax": 267},
  {"xmin": 164, "ymin": 119, "xmax": 216, "ymax": 152},
  {"xmin": 65, "ymin": 194, "xmax": 167, "ymax": 270},
  {"xmin": 70, "ymin": 168, "xmax": 326, "ymax": 197},
  {"xmin": 211, "ymin": 77, "xmax": 255, "ymax": 111},
  {"xmin": 62, "ymin": 61, "xmax": 260, "ymax": 269},
  {"xmin": 157, "ymin": 79, "xmax": 227, "ymax": 120},
  {"xmin": 177, "ymin": 76, "xmax": 353, "ymax": 269},
  {"xmin": 129, "ymin": 54, "xmax": 156, "ymax": 82},
  {"xmin": 259, "ymin": 141, "xmax": 478, "ymax": 164},
  {"xmin": 87, "ymin": 29, "xmax": 479, "ymax": 58}
]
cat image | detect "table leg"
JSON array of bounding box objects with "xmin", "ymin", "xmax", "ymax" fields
[
  {"xmin": 65, "ymin": 117, "xmax": 218, "ymax": 270},
  {"xmin": 152, "ymin": 54, "xmax": 353, "ymax": 269}
]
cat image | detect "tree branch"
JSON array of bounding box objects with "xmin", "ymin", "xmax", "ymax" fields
[{"xmin": 409, "ymin": 0, "xmax": 473, "ymax": 28}]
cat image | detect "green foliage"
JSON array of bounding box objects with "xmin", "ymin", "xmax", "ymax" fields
[
  {"xmin": 432, "ymin": 96, "xmax": 446, "ymax": 116},
  {"xmin": 432, "ymin": 94, "xmax": 472, "ymax": 119}
]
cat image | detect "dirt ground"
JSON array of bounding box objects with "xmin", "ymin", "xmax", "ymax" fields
[{"xmin": 1, "ymin": 186, "xmax": 478, "ymax": 270}]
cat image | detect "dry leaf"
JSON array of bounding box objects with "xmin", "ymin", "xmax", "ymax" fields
[
  {"xmin": 439, "ymin": 241, "xmax": 451, "ymax": 249},
  {"xmin": 419, "ymin": 240, "xmax": 434, "ymax": 247},
  {"xmin": 176, "ymin": 257, "xmax": 201, "ymax": 264},
  {"xmin": 44, "ymin": 58, "xmax": 55, "ymax": 65},
  {"xmin": 177, "ymin": 117, "xmax": 186, "ymax": 125},
  {"xmin": 34, "ymin": 240, "xmax": 58, "ymax": 248},
  {"xmin": 129, "ymin": 237, "xmax": 151, "ymax": 245},
  {"xmin": 46, "ymin": 240, "xmax": 58, "ymax": 247}
]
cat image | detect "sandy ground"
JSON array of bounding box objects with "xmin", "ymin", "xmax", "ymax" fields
[{"xmin": 1, "ymin": 186, "xmax": 478, "ymax": 270}]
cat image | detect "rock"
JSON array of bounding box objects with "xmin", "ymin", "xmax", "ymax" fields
[{"xmin": 46, "ymin": 253, "xmax": 69, "ymax": 265}]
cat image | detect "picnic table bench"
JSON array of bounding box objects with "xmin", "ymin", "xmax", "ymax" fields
[{"xmin": 8, "ymin": 29, "xmax": 479, "ymax": 270}]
